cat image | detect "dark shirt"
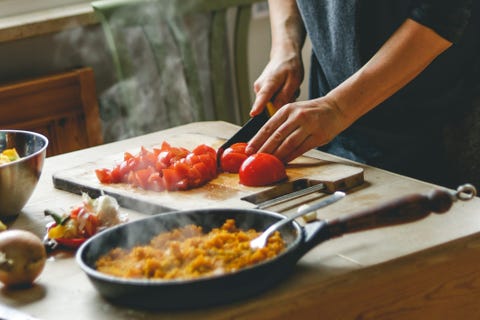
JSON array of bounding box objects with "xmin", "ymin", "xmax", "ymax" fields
[{"xmin": 296, "ymin": 0, "xmax": 480, "ymax": 185}]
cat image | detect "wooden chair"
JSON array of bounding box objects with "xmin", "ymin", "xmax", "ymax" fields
[
  {"xmin": 0, "ymin": 67, "xmax": 103, "ymax": 157},
  {"xmin": 91, "ymin": 0, "xmax": 265, "ymax": 137}
]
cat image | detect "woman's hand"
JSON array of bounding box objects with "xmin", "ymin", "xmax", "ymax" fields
[
  {"xmin": 251, "ymin": 0, "xmax": 306, "ymax": 117},
  {"xmin": 246, "ymin": 96, "xmax": 351, "ymax": 163},
  {"xmin": 250, "ymin": 50, "xmax": 304, "ymax": 117},
  {"xmin": 247, "ymin": 18, "xmax": 452, "ymax": 164}
]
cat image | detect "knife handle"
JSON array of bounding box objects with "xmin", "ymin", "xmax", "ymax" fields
[{"xmin": 266, "ymin": 101, "xmax": 277, "ymax": 117}]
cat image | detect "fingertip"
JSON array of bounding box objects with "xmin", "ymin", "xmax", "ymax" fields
[
  {"xmin": 250, "ymin": 105, "xmax": 263, "ymax": 117},
  {"xmin": 249, "ymin": 101, "xmax": 260, "ymax": 117},
  {"xmin": 252, "ymin": 93, "xmax": 272, "ymax": 116},
  {"xmin": 245, "ymin": 144, "xmax": 255, "ymax": 155}
]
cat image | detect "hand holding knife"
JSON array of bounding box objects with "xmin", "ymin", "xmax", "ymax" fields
[{"xmin": 217, "ymin": 102, "xmax": 278, "ymax": 163}]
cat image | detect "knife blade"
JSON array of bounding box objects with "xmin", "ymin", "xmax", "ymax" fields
[
  {"xmin": 243, "ymin": 178, "xmax": 326, "ymax": 209},
  {"xmin": 253, "ymin": 180, "xmax": 328, "ymax": 209},
  {"xmin": 242, "ymin": 168, "xmax": 365, "ymax": 209},
  {"xmin": 217, "ymin": 102, "xmax": 277, "ymax": 163}
]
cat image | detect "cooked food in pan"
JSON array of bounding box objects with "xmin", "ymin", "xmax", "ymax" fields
[{"xmin": 96, "ymin": 219, "xmax": 285, "ymax": 280}]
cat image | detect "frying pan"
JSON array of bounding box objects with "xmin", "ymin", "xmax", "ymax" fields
[{"xmin": 76, "ymin": 184, "xmax": 476, "ymax": 310}]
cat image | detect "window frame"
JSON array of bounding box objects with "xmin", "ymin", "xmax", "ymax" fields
[{"xmin": 0, "ymin": 0, "xmax": 90, "ymax": 18}]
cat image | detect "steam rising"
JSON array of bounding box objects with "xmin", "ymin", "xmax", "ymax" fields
[
  {"xmin": 53, "ymin": 2, "xmax": 228, "ymax": 143},
  {"xmin": 99, "ymin": 4, "xmax": 215, "ymax": 142}
]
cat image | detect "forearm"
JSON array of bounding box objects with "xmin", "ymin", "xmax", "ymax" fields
[
  {"xmin": 326, "ymin": 18, "xmax": 453, "ymax": 125},
  {"xmin": 250, "ymin": 1, "xmax": 306, "ymax": 114},
  {"xmin": 268, "ymin": 0, "xmax": 306, "ymax": 57}
]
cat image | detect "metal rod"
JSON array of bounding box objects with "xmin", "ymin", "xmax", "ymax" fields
[{"xmin": 255, "ymin": 182, "xmax": 326, "ymax": 209}]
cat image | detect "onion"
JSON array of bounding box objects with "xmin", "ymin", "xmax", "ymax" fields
[
  {"xmin": 0, "ymin": 230, "xmax": 47, "ymax": 288},
  {"xmin": 94, "ymin": 195, "xmax": 121, "ymax": 227}
]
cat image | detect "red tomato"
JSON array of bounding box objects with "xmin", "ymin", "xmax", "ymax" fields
[
  {"xmin": 157, "ymin": 150, "xmax": 174, "ymax": 168},
  {"xmin": 197, "ymin": 153, "xmax": 216, "ymax": 178},
  {"xmin": 139, "ymin": 146, "xmax": 157, "ymax": 165},
  {"xmin": 110, "ymin": 165, "xmax": 123, "ymax": 182},
  {"xmin": 158, "ymin": 141, "xmax": 172, "ymax": 152},
  {"xmin": 185, "ymin": 153, "xmax": 200, "ymax": 165},
  {"xmin": 192, "ymin": 162, "xmax": 210, "ymax": 183},
  {"xmin": 147, "ymin": 172, "xmax": 165, "ymax": 191},
  {"xmin": 133, "ymin": 167, "xmax": 155, "ymax": 189},
  {"xmin": 69, "ymin": 206, "xmax": 84, "ymax": 219},
  {"xmin": 80, "ymin": 213, "xmax": 99, "ymax": 238},
  {"xmin": 96, "ymin": 142, "xmax": 218, "ymax": 191},
  {"xmin": 229, "ymin": 142, "xmax": 248, "ymax": 153},
  {"xmin": 192, "ymin": 144, "xmax": 216, "ymax": 158},
  {"xmin": 186, "ymin": 165, "xmax": 203, "ymax": 187},
  {"xmin": 162, "ymin": 168, "xmax": 185, "ymax": 191},
  {"xmin": 95, "ymin": 168, "xmax": 113, "ymax": 184},
  {"xmin": 170, "ymin": 147, "xmax": 189, "ymax": 161},
  {"xmin": 221, "ymin": 150, "xmax": 248, "ymax": 173},
  {"xmin": 220, "ymin": 142, "xmax": 248, "ymax": 173},
  {"xmin": 123, "ymin": 151, "xmax": 135, "ymax": 161},
  {"xmin": 125, "ymin": 156, "xmax": 140, "ymax": 172},
  {"xmin": 239, "ymin": 153, "xmax": 287, "ymax": 186},
  {"xmin": 117, "ymin": 161, "xmax": 131, "ymax": 181},
  {"xmin": 172, "ymin": 162, "xmax": 190, "ymax": 177}
]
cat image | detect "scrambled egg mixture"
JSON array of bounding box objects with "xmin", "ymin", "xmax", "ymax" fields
[{"xmin": 96, "ymin": 219, "xmax": 285, "ymax": 280}]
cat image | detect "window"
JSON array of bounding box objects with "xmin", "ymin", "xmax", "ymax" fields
[{"xmin": 0, "ymin": 0, "xmax": 90, "ymax": 18}]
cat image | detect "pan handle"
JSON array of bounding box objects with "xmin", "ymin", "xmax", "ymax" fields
[
  {"xmin": 295, "ymin": 184, "xmax": 476, "ymax": 259},
  {"xmin": 324, "ymin": 184, "xmax": 476, "ymax": 239}
]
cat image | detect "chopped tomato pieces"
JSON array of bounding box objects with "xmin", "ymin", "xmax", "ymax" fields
[
  {"xmin": 96, "ymin": 143, "xmax": 218, "ymax": 191},
  {"xmin": 95, "ymin": 168, "xmax": 114, "ymax": 184}
]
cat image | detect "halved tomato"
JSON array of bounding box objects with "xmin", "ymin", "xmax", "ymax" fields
[
  {"xmin": 239, "ymin": 153, "xmax": 287, "ymax": 186},
  {"xmin": 229, "ymin": 142, "xmax": 248, "ymax": 153},
  {"xmin": 220, "ymin": 142, "xmax": 248, "ymax": 173}
]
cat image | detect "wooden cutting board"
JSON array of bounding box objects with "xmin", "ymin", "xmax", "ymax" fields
[{"xmin": 52, "ymin": 133, "xmax": 364, "ymax": 214}]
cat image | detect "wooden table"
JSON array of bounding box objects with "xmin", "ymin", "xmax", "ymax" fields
[{"xmin": 2, "ymin": 121, "xmax": 480, "ymax": 319}]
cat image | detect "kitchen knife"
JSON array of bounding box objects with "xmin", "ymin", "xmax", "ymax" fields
[
  {"xmin": 217, "ymin": 102, "xmax": 277, "ymax": 163},
  {"xmin": 242, "ymin": 168, "xmax": 364, "ymax": 209}
]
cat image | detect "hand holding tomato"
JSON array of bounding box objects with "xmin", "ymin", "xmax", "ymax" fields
[{"xmin": 239, "ymin": 153, "xmax": 287, "ymax": 186}]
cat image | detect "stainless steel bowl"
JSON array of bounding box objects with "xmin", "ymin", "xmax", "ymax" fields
[{"xmin": 0, "ymin": 130, "xmax": 48, "ymax": 221}]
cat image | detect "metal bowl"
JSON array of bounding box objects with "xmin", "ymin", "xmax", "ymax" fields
[{"xmin": 0, "ymin": 130, "xmax": 48, "ymax": 221}]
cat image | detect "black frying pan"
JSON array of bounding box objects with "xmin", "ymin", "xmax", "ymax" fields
[{"xmin": 76, "ymin": 185, "xmax": 475, "ymax": 310}]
